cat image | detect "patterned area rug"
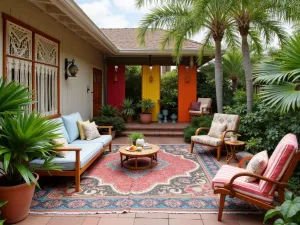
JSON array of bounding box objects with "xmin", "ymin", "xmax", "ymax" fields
[{"xmin": 31, "ymin": 144, "xmax": 259, "ymax": 214}]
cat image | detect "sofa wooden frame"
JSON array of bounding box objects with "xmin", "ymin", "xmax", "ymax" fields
[
  {"xmin": 190, "ymin": 128, "xmax": 240, "ymax": 161},
  {"xmin": 36, "ymin": 126, "xmax": 113, "ymax": 192},
  {"xmin": 214, "ymin": 151, "xmax": 300, "ymax": 221}
]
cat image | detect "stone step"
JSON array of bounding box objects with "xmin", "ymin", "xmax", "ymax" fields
[
  {"xmin": 125, "ymin": 122, "xmax": 188, "ymax": 131},
  {"xmin": 120, "ymin": 130, "xmax": 184, "ymax": 137}
]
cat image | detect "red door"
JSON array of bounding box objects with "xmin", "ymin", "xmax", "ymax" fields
[{"xmin": 93, "ymin": 68, "xmax": 102, "ymax": 117}]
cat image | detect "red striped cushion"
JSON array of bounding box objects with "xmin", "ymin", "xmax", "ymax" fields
[
  {"xmin": 259, "ymin": 134, "xmax": 298, "ymax": 196},
  {"xmin": 212, "ymin": 165, "xmax": 274, "ymax": 203}
]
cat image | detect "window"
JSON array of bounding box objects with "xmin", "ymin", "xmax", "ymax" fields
[{"xmin": 3, "ymin": 14, "xmax": 60, "ymax": 117}]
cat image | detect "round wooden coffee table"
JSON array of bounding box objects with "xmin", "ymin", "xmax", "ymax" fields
[
  {"xmin": 119, "ymin": 145, "xmax": 159, "ymax": 170},
  {"xmin": 225, "ymin": 140, "xmax": 245, "ymax": 164}
]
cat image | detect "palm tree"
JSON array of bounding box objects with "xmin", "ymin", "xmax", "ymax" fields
[
  {"xmin": 136, "ymin": 0, "xmax": 236, "ymax": 113},
  {"xmin": 254, "ymin": 34, "xmax": 300, "ymax": 113},
  {"xmin": 230, "ymin": 0, "xmax": 287, "ymax": 112}
]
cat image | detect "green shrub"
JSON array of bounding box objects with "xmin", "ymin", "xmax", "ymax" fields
[
  {"xmin": 93, "ymin": 116, "xmax": 125, "ymax": 133},
  {"xmin": 183, "ymin": 116, "xmax": 213, "ymax": 142},
  {"xmin": 100, "ymin": 105, "xmax": 120, "ymax": 117},
  {"xmin": 126, "ymin": 66, "xmax": 142, "ymax": 104}
]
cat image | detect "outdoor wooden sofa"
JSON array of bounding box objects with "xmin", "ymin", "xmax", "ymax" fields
[
  {"xmin": 30, "ymin": 113, "xmax": 113, "ymax": 192},
  {"xmin": 212, "ymin": 133, "xmax": 299, "ymax": 221},
  {"xmin": 190, "ymin": 113, "xmax": 240, "ymax": 161}
]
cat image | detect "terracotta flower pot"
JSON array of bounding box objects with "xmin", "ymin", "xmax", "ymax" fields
[
  {"xmin": 126, "ymin": 116, "xmax": 133, "ymax": 123},
  {"xmin": 0, "ymin": 173, "xmax": 39, "ymax": 224},
  {"xmin": 140, "ymin": 113, "xmax": 152, "ymax": 124}
]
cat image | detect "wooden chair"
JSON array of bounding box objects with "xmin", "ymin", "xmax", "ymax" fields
[
  {"xmin": 190, "ymin": 113, "xmax": 240, "ymax": 161},
  {"xmin": 212, "ymin": 133, "xmax": 299, "ymax": 221},
  {"xmin": 189, "ymin": 98, "xmax": 212, "ymax": 120}
]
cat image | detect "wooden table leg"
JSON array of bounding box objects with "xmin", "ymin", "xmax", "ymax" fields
[
  {"xmin": 151, "ymin": 155, "xmax": 153, "ymax": 168},
  {"xmin": 120, "ymin": 153, "xmax": 123, "ymax": 167},
  {"xmin": 135, "ymin": 157, "xmax": 138, "ymax": 170}
]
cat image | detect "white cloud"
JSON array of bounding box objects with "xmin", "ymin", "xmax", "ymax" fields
[
  {"xmin": 78, "ymin": 0, "xmax": 130, "ymax": 28},
  {"xmin": 112, "ymin": 0, "xmax": 151, "ymax": 13}
]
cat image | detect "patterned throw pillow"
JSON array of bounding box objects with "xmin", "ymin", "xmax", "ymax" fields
[
  {"xmin": 244, "ymin": 150, "xmax": 269, "ymax": 182},
  {"xmin": 77, "ymin": 120, "xmax": 90, "ymax": 140},
  {"xmin": 51, "ymin": 138, "xmax": 69, "ymax": 158},
  {"xmin": 82, "ymin": 122, "xmax": 101, "ymax": 140},
  {"xmin": 207, "ymin": 122, "xmax": 227, "ymax": 139}
]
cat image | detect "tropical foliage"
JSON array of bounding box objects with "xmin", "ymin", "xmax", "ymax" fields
[
  {"xmin": 93, "ymin": 116, "xmax": 126, "ymax": 133},
  {"xmin": 121, "ymin": 98, "xmax": 136, "ymax": 117},
  {"xmin": 137, "ymin": 99, "xmax": 155, "ymax": 113},
  {"xmin": 100, "ymin": 105, "xmax": 120, "ymax": 117},
  {"xmin": 255, "ymin": 34, "xmax": 300, "ymax": 113},
  {"xmin": 126, "ymin": 66, "xmax": 142, "ymax": 104},
  {"xmin": 0, "ymin": 201, "xmax": 7, "ymax": 225},
  {"xmin": 264, "ymin": 192, "xmax": 300, "ymax": 225}
]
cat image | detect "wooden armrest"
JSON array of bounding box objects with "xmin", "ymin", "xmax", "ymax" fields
[
  {"xmin": 221, "ymin": 130, "xmax": 239, "ymax": 142},
  {"xmin": 238, "ymin": 156, "xmax": 253, "ymax": 168},
  {"xmin": 54, "ymin": 147, "xmax": 82, "ymax": 152},
  {"xmin": 224, "ymin": 172, "xmax": 286, "ymax": 195},
  {"xmin": 97, "ymin": 126, "xmax": 113, "ymax": 135},
  {"xmin": 195, "ymin": 127, "xmax": 210, "ymax": 135}
]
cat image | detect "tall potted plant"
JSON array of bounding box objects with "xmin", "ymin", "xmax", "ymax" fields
[
  {"xmin": 137, "ymin": 98, "xmax": 155, "ymax": 124},
  {"xmin": 0, "ymin": 80, "xmax": 61, "ymax": 223},
  {"xmin": 121, "ymin": 98, "xmax": 136, "ymax": 123}
]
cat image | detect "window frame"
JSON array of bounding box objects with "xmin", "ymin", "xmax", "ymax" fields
[{"xmin": 2, "ymin": 13, "xmax": 61, "ymax": 118}]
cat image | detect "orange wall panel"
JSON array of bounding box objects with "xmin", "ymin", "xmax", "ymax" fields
[
  {"xmin": 178, "ymin": 65, "xmax": 197, "ymax": 122},
  {"xmin": 142, "ymin": 66, "xmax": 160, "ymax": 121}
]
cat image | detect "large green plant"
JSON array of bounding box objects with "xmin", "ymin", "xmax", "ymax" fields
[
  {"xmin": 137, "ymin": 99, "xmax": 155, "ymax": 113},
  {"xmin": 0, "ymin": 111, "xmax": 61, "ymax": 187},
  {"xmin": 93, "ymin": 116, "xmax": 126, "ymax": 133},
  {"xmin": 0, "ymin": 201, "xmax": 7, "ymax": 225},
  {"xmin": 0, "ymin": 79, "xmax": 32, "ymax": 115},
  {"xmin": 121, "ymin": 98, "xmax": 136, "ymax": 117},
  {"xmin": 255, "ymin": 34, "xmax": 300, "ymax": 113},
  {"xmin": 264, "ymin": 192, "xmax": 300, "ymax": 225},
  {"xmin": 100, "ymin": 105, "xmax": 120, "ymax": 117}
]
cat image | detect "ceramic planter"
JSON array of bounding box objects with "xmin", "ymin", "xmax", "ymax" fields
[
  {"xmin": 140, "ymin": 113, "xmax": 152, "ymax": 124},
  {"xmin": 230, "ymin": 136, "xmax": 238, "ymax": 142},
  {"xmin": 0, "ymin": 173, "xmax": 39, "ymax": 224}
]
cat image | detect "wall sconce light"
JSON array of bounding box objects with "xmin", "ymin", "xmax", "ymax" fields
[
  {"xmin": 65, "ymin": 58, "xmax": 79, "ymax": 80},
  {"xmin": 115, "ymin": 65, "xmax": 118, "ymax": 72},
  {"xmin": 185, "ymin": 65, "xmax": 190, "ymax": 83},
  {"xmin": 87, "ymin": 85, "xmax": 90, "ymax": 93},
  {"xmin": 190, "ymin": 56, "xmax": 194, "ymax": 69},
  {"xmin": 149, "ymin": 55, "xmax": 153, "ymax": 82}
]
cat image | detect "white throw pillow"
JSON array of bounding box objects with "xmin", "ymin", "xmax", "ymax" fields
[
  {"xmin": 207, "ymin": 122, "xmax": 227, "ymax": 139},
  {"xmin": 82, "ymin": 122, "xmax": 101, "ymax": 140},
  {"xmin": 244, "ymin": 150, "xmax": 269, "ymax": 182},
  {"xmin": 51, "ymin": 137, "xmax": 69, "ymax": 158}
]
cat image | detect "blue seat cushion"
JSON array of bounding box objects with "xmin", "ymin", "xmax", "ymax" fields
[
  {"xmin": 62, "ymin": 112, "xmax": 82, "ymax": 143},
  {"xmin": 72, "ymin": 135, "xmax": 112, "ymax": 146},
  {"xmin": 51, "ymin": 118, "xmax": 70, "ymax": 143},
  {"xmin": 30, "ymin": 143, "xmax": 103, "ymax": 171}
]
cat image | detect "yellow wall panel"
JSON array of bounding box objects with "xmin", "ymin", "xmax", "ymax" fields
[{"xmin": 142, "ymin": 65, "xmax": 160, "ymax": 121}]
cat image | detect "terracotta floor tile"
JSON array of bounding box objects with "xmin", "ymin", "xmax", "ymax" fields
[
  {"xmin": 136, "ymin": 213, "xmax": 168, "ymax": 218},
  {"xmin": 237, "ymin": 220, "xmax": 265, "ymax": 225},
  {"xmin": 98, "ymin": 218, "xmax": 134, "ymax": 225},
  {"xmin": 134, "ymin": 218, "xmax": 168, "ymax": 225},
  {"xmin": 82, "ymin": 217, "xmax": 100, "ymax": 225},
  {"xmin": 86, "ymin": 213, "xmax": 119, "ymax": 217},
  {"xmin": 47, "ymin": 216, "xmax": 84, "ymax": 225},
  {"xmin": 169, "ymin": 219, "xmax": 204, "ymax": 225},
  {"xmin": 169, "ymin": 214, "xmax": 201, "ymax": 219},
  {"xmin": 17, "ymin": 216, "xmax": 52, "ymax": 225},
  {"xmin": 119, "ymin": 213, "xmax": 136, "ymax": 218},
  {"xmin": 202, "ymin": 219, "xmax": 239, "ymax": 225},
  {"xmin": 201, "ymin": 214, "xmax": 237, "ymax": 220}
]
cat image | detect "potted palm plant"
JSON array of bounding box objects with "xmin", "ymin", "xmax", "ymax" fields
[
  {"xmin": 137, "ymin": 98, "xmax": 155, "ymax": 124},
  {"xmin": 0, "ymin": 80, "xmax": 61, "ymax": 223},
  {"xmin": 121, "ymin": 98, "xmax": 136, "ymax": 123}
]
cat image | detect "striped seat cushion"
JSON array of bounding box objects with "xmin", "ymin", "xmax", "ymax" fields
[
  {"xmin": 212, "ymin": 165, "xmax": 274, "ymax": 203},
  {"xmin": 259, "ymin": 133, "xmax": 298, "ymax": 196}
]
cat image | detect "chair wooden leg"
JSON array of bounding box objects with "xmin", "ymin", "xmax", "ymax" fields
[
  {"xmin": 190, "ymin": 142, "xmax": 195, "ymax": 153},
  {"xmin": 109, "ymin": 142, "xmax": 112, "ymax": 152},
  {"xmin": 217, "ymin": 146, "xmax": 222, "ymax": 161},
  {"xmin": 218, "ymin": 194, "xmax": 226, "ymax": 221},
  {"xmin": 278, "ymin": 188, "xmax": 285, "ymax": 204}
]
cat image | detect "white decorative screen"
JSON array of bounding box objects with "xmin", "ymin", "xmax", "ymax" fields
[
  {"xmin": 35, "ymin": 34, "xmax": 58, "ymax": 66},
  {"xmin": 6, "ymin": 21, "xmax": 32, "ymax": 59}
]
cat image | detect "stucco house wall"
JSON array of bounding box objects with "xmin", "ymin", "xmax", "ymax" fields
[{"xmin": 0, "ymin": 0, "xmax": 105, "ymax": 120}]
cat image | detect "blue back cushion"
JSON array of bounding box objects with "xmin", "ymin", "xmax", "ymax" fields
[
  {"xmin": 62, "ymin": 112, "xmax": 83, "ymax": 143},
  {"xmin": 51, "ymin": 118, "xmax": 70, "ymax": 143}
]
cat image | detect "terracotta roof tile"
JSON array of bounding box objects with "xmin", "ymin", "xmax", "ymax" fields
[{"xmin": 101, "ymin": 28, "xmax": 201, "ymax": 51}]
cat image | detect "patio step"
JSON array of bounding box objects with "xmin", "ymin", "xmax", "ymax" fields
[{"xmin": 119, "ymin": 122, "xmax": 188, "ymax": 137}]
